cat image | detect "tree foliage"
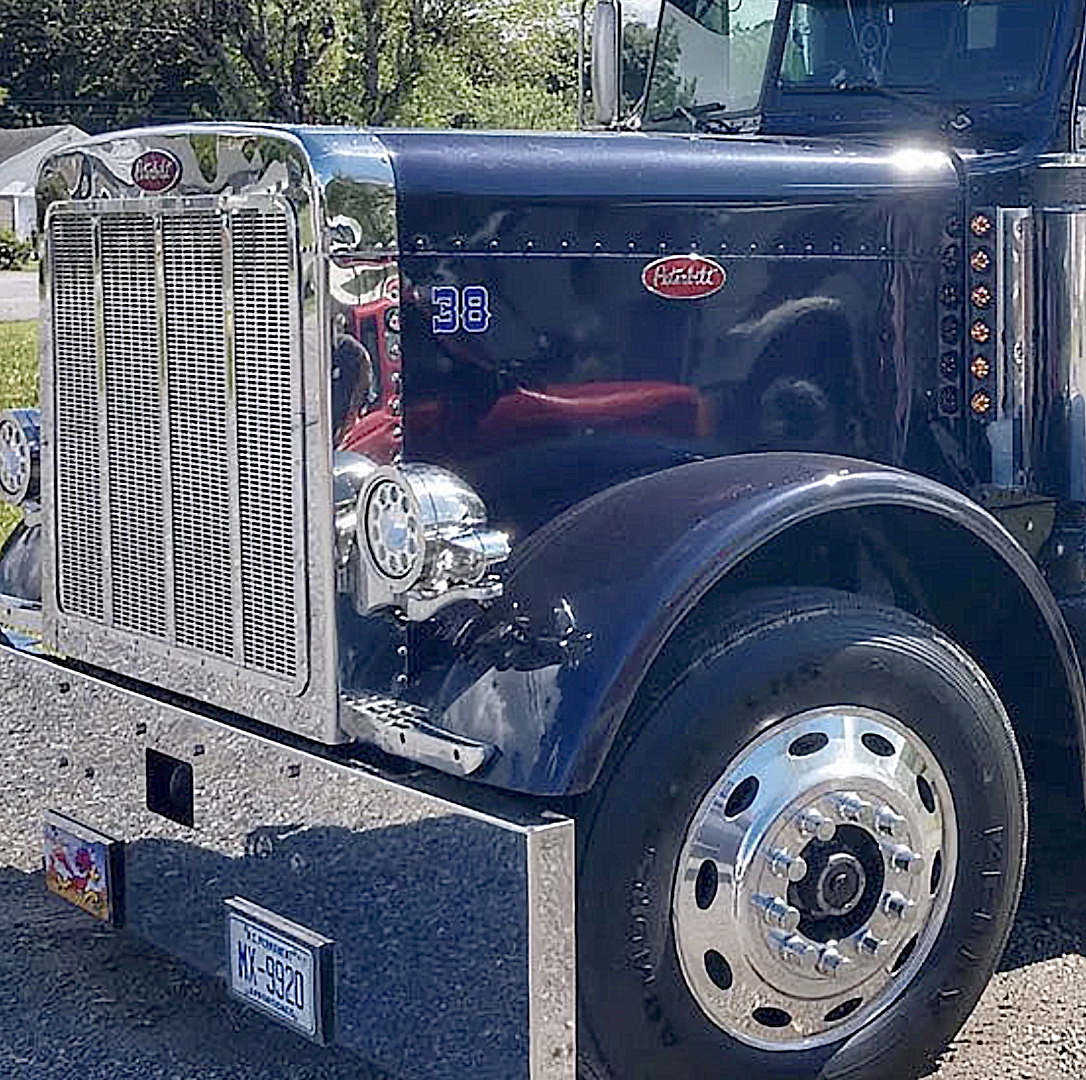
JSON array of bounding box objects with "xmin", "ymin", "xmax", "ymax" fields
[
  {"xmin": 0, "ymin": 0, "xmax": 581, "ymax": 131},
  {"xmin": 0, "ymin": 0, "xmax": 222, "ymax": 128}
]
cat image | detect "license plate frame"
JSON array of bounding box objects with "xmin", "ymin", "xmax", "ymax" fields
[
  {"xmin": 225, "ymin": 897, "xmax": 335, "ymax": 1045},
  {"xmin": 42, "ymin": 810, "xmax": 125, "ymax": 926}
]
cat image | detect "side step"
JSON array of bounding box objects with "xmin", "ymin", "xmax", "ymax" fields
[{"xmin": 341, "ymin": 693, "xmax": 496, "ymax": 776}]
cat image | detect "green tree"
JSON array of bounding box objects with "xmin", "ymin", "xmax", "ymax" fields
[
  {"xmin": 396, "ymin": 0, "xmax": 578, "ymax": 129},
  {"xmin": 0, "ymin": 0, "xmax": 581, "ymax": 132},
  {"xmin": 0, "ymin": 0, "xmax": 223, "ymax": 129},
  {"xmin": 176, "ymin": 0, "xmax": 338, "ymax": 122}
]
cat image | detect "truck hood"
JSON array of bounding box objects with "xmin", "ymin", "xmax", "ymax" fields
[{"xmin": 376, "ymin": 129, "xmax": 960, "ymax": 248}]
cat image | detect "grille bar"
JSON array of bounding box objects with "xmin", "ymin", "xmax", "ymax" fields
[
  {"xmin": 51, "ymin": 215, "xmax": 103, "ymax": 622},
  {"xmin": 48, "ymin": 199, "xmax": 307, "ymax": 689}
]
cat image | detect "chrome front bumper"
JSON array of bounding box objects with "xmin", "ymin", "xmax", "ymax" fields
[{"xmin": 0, "ymin": 644, "xmax": 575, "ymax": 1080}]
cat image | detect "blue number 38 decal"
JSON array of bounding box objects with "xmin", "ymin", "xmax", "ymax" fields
[{"xmin": 431, "ymin": 285, "xmax": 492, "ymax": 335}]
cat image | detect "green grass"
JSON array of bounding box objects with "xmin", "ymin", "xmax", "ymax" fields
[{"xmin": 0, "ymin": 321, "xmax": 39, "ymax": 545}]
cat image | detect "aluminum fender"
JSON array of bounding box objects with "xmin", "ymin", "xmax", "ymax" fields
[{"xmin": 435, "ymin": 452, "xmax": 1086, "ymax": 795}]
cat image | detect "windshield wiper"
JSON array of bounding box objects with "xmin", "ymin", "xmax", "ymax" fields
[
  {"xmin": 783, "ymin": 78, "xmax": 973, "ymax": 133},
  {"xmin": 839, "ymin": 81, "xmax": 973, "ymax": 131},
  {"xmin": 650, "ymin": 101, "xmax": 751, "ymax": 134}
]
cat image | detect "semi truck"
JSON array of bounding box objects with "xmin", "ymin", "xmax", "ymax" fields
[{"xmin": 2, "ymin": 0, "xmax": 1085, "ymax": 1077}]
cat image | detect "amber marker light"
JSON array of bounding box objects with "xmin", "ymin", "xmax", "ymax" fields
[
  {"xmin": 971, "ymin": 248, "xmax": 991, "ymax": 273},
  {"xmin": 971, "ymin": 356, "xmax": 991, "ymax": 379},
  {"xmin": 971, "ymin": 321, "xmax": 991, "ymax": 344},
  {"xmin": 971, "ymin": 214, "xmax": 992, "ymax": 237},
  {"xmin": 971, "ymin": 390, "xmax": 992, "ymax": 414},
  {"xmin": 971, "ymin": 285, "xmax": 992, "ymax": 308}
]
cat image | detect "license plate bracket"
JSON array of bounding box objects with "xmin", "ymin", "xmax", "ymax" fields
[
  {"xmin": 43, "ymin": 810, "xmax": 125, "ymax": 926},
  {"xmin": 225, "ymin": 897, "xmax": 335, "ymax": 1044}
]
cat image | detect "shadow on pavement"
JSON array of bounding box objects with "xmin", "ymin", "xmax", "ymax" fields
[{"xmin": 0, "ymin": 864, "xmax": 385, "ymax": 1080}]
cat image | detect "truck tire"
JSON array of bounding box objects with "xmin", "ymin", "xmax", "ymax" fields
[{"xmin": 577, "ymin": 588, "xmax": 1026, "ymax": 1080}]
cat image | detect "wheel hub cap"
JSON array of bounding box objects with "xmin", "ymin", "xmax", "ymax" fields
[
  {"xmin": 814, "ymin": 853, "xmax": 866, "ymax": 915},
  {"xmin": 672, "ymin": 707, "xmax": 957, "ymax": 1051}
]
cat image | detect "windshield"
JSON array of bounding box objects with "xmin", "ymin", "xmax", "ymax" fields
[
  {"xmin": 781, "ymin": 0, "xmax": 1058, "ymax": 98},
  {"xmin": 644, "ymin": 0, "xmax": 779, "ymax": 122},
  {"xmin": 640, "ymin": 0, "xmax": 1061, "ymax": 127}
]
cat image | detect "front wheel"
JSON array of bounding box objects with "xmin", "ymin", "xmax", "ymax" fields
[{"xmin": 578, "ymin": 589, "xmax": 1026, "ymax": 1080}]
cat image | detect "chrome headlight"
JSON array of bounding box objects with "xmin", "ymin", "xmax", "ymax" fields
[
  {"xmin": 0, "ymin": 409, "xmax": 41, "ymax": 508},
  {"xmin": 357, "ymin": 464, "xmax": 510, "ymax": 619}
]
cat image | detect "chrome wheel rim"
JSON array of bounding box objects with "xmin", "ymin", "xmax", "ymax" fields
[
  {"xmin": 672, "ymin": 707, "xmax": 958, "ymax": 1051},
  {"xmin": 0, "ymin": 416, "xmax": 29, "ymax": 500}
]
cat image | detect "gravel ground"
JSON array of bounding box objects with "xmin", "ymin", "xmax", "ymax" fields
[{"xmin": 931, "ymin": 765, "xmax": 1086, "ymax": 1080}]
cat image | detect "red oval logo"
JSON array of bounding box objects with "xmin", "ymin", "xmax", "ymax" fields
[
  {"xmin": 132, "ymin": 150, "xmax": 180, "ymax": 193},
  {"xmin": 641, "ymin": 254, "xmax": 727, "ymax": 300}
]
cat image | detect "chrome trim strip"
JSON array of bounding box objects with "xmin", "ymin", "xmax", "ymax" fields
[
  {"xmin": 154, "ymin": 212, "xmax": 177, "ymax": 642},
  {"xmin": 222, "ymin": 207, "xmax": 246, "ymax": 664},
  {"xmin": 1040, "ymin": 207, "xmax": 1086, "ymax": 501},
  {"xmin": 994, "ymin": 208, "xmax": 1034, "ymax": 489},
  {"xmin": 91, "ymin": 214, "xmax": 114, "ymax": 623}
]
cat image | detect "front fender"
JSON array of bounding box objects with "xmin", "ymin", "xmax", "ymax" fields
[{"xmin": 432, "ymin": 452, "xmax": 1086, "ymax": 795}]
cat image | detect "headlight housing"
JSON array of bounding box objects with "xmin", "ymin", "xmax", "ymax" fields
[
  {"xmin": 0, "ymin": 409, "xmax": 41, "ymax": 508},
  {"xmin": 357, "ymin": 464, "xmax": 510, "ymax": 619}
]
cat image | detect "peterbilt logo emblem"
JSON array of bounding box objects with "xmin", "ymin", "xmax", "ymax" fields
[
  {"xmin": 641, "ymin": 254, "xmax": 726, "ymax": 300},
  {"xmin": 132, "ymin": 150, "xmax": 180, "ymax": 193}
]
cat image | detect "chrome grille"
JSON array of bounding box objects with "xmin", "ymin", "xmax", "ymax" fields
[{"xmin": 48, "ymin": 199, "xmax": 305, "ymax": 687}]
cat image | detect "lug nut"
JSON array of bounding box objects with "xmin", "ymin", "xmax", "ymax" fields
[
  {"xmin": 752, "ymin": 893, "xmax": 802, "ymax": 933},
  {"xmin": 854, "ymin": 931, "xmax": 885, "ymax": 958},
  {"xmin": 834, "ymin": 793, "xmax": 874, "ymax": 826},
  {"xmin": 817, "ymin": 945, "xmax": 850, "ymax": 977},
  {"xmin": 875, "ymin": 806, "xmax": 907, "ymax": 838},
  {"xmin": 890, "ymin": 845, "xmax": 924, "ymax": 875},
  {"xmin": 769, "ymin": 931, "xmax": 818, "ymax": 970},
  {"xmin": 768, "ymin": 848, "xmax": 808, "ymax": 882},
  {"xmin": 883, "ymin": 891, "xmax": 916, "ymax": 922},
  {"xmin": 797, "ymin": 809, "xmax": 836, "ymax": 842}
]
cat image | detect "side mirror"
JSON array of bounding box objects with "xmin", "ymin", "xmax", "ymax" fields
[{"xmin": 581, "ymin": 0, "xmax": 622, "ymax": 127}]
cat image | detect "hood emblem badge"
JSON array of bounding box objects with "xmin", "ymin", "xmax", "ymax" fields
[
  {"xmin": 132, "ymin": 150, "xmax": 181, "ymax": 194},
  {"xmin": 641, "ymin": 254, "xmax": 727, "ymax": 300}
]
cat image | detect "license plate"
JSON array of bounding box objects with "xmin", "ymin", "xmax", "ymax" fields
[
  {"xmin": 225, "ymin": 897, "xmax": 334, "ymax": 1044},
  {"xmin": 43, "ymin": 810, "xmax": 124, "ymax": 926}
]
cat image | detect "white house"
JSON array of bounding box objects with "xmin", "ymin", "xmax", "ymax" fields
[{"xmin": 0, "ymin": 125, "xmax": 87, "ymax": 240}]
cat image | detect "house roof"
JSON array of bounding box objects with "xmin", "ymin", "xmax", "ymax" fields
[{"xmin": 0, "ymin": 126, "xmax": 82, "ymax": 167}]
